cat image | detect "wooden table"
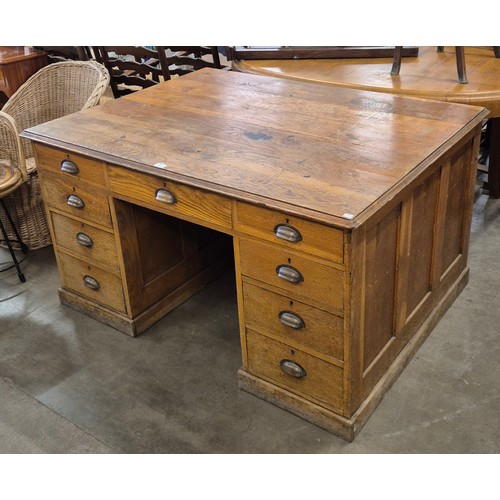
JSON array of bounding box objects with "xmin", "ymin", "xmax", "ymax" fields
[
  {"xmin": 21, "ymin": 69, "xmax": 487, "ymax": 441},
  {"xmin": 233, "ymin": 46, "xmax": 500, "ymax": 197},
  {"xmin": 0, "ymin": 46, "xmax": 47, "ymax": 104}
]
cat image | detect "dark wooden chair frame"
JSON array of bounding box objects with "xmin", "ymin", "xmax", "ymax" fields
[{"xmin": 93, "ymin": 46, "xmax": 223, "ymax": 98}]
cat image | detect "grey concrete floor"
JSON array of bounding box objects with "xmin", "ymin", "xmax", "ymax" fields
[{"xmin": 1, "ymin": 181, "xmax": 499, "ymax": 454}]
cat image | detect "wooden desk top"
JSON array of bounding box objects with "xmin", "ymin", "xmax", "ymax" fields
[
  {"xmin": 233, "ymin": 46, "xmax": 500, "ymax": 116},
  {"xmin": 22, "ymin": 68, "xmax": 488, "ymax": 228}
]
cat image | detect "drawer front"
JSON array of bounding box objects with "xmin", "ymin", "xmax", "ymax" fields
[
  {"xmin": 51, "ymin": 212, "xmax": 119, "ymax": 272},
  {"xmin": 235, "ymin": 202, "xmax": 344, "ymax": 262},
  {"xmin": 34, "ymin": 143, "xmax": 107, "ymax": 186},
  {"xmin": 246, "ymin": 329, "xmax": 343, "ymax": 410},
  {"xmin": 40, "ymin": 173, "xmax": 112, "ymax": 228},
  {"xmin": 108, "ymin": 166, "xmax": 232, "ymax": 230},
  {"xmin": 243, "ymin": 283, "xmax": 344, "ymax": 360},
  {"xmin": 57, "ymin": 253, "xmax": 126, "ymax": 313},
  {"xmin": 239, "ymin": 238, "xmax": 344, "ymax": 310}
]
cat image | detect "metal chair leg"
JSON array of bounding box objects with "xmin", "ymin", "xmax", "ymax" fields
[{"xmin": 0, "ymin": 199, "xmax": 27, "ymax": 282}]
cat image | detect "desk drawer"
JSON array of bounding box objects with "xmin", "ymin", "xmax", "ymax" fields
[
  {"xmin": 58, "ymin": 252, "xmax": 126, "ymax": 313},
  {"xmin": 246, "ymin": 329, "xmax": 343, "ymax": 411},
  {"xmin": 51, "ymin": 212, "xmax": 119, "ymax": 272},
  {"xmin": 35, "ymin": 144, "xmax": 107, "ymax": 186},
  {"xmin": 41, "ymin": 173, "xmax": 112, "ymax": 228},
  {"xmin": 108, "ymin": 166, "xmax": 232, "ymax": 230},
  {"xmin": 243, "ymin": 283, "xmax": 344, "ymax": 360},
  {"xmin": 239, "ymin": 238, "xmax": 344, "ymax": 310},
  {"xmin": 235, "ymin": 202, "xmax": 344, "ymax": 262}
]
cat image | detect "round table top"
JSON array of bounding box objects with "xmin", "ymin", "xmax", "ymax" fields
[{"xmin": 233, "ymin": 46, "xmax": 500, "ymax": 117}]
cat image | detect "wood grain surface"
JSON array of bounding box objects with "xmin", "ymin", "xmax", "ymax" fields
[{"xmin": 22, "ymin": 68, "xmax": 488, "ymax": 227}]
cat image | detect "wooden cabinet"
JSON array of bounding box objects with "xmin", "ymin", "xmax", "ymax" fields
[
  {"xmin": 0, "ymin": 47, "xmax": 48, "ymax": 101},
  {"xmin": 24, "ymin": 69, "xmax": 488, "ymax": 441}
]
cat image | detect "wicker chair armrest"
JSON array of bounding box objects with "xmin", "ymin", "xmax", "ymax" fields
[
  {"xmin": 0, "ymin": 110, "xmax": 27, "ymax": 182},
  {"xmin": 82, "ymin": 61, "xmax": 111, "ymax": 109}
]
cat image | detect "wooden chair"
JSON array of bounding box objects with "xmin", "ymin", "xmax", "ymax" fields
[
  {"xmin": 0, "ymin": 61, "xmax": 110, "ymax": 268},
  {"xmin": 33, "ymin": 46, "xmax": 91, "ymax": 63},
  {"xmin": 159, "ymin": 46, "xmax": 223, "ymax": 80},
  {"xmin": 93, "ymin": 46, "xmax": 223, "ymax": 98},
  {"xmin": 92, "ymin": 46, "xmax": 172, "ymax": 98}
]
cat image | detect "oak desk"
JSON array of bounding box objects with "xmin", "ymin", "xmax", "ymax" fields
[
  {"xmin": 233, "ymin": 46, "xmax": 500, "ymax": 197},
  {"xmin": 22, "ymin": 69, "xmax": 487, "ymax": 441}
]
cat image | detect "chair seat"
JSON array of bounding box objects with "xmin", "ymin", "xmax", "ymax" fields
[{"xmin": 0, "ymin": 160, "xmax": 23, "ymax": 197}]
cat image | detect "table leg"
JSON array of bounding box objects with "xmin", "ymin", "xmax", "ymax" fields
[{"xmin": 487, "ymin": 117, "xmax": 500, "ymax": 198}]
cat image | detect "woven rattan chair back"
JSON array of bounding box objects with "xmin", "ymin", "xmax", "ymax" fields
[
  {"xmin": 2, "ymin": 60, "xmax": 109, "ymax": 162},
  {"xmin": 0, "ymin": 60, "xmax": 110, "ymax": 253}
]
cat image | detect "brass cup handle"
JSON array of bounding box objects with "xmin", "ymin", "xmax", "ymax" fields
[
  {"xmin": 155, "ymin": 188, "xmax": 177, "ymax": 204},
  {"xmin": 278, "ymin": 311, "xmax": 306, "ymax": 329},
  {"xmin": 273, "ymin": 223, "xmax": 302, "ymax": 243},
  {"xmin": 276, "ymin": 264, "xmax": 304, "ymax": 284},
  {"xmin": 76, "ymin": 232, "xmax": 94, "ymax": 248},
  {"xmin": 61, "ymin": 159, "xmax": 79, "ymax": 175},
  {"xmin": 83, "ymin": 275, "xmax": 100, "ymax": 290},
  {"xmin": 67, "ymin": 194, "xmax": 85, "ymax": 209},
  {"xmin": 280, "ymin": 359, "xmax": 307, "ymax": 379}
]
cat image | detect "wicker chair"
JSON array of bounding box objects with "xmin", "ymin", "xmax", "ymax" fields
[{"xmin": 0, "ymin": 60, "xmax": 110, "ymax": 270}]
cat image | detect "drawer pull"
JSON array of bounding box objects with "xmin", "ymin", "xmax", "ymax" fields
[
  {"xmin": 155, "ymin": 188, "xmax": 177, "ymax": 204},
  {"xmin": 276, "ymin": 264, "xmax": 304, "ymax": 284},
  {"xmin": 67, "ymin": 194, "xmax": 85, "ymax": 209},
  {"xmin": 76, "ymin": 232, "xmax": 94, "ymax": 248},
  {"xmin": 278, "ymin": 311, "xmax": 306, "ymax": 330},
  {"xmin": 280, "ymin": 359, "xmax": 307, "ymax": 379},
  {"xmin": 83, "ymin": 275, "xmax": 100, "ymax": 291},
  {"xmin": 273, "ymin": 224, "xmax": 302, "ymax": 243},
  {"xmin": 61, "ymin": 159, "xmax": 79, "ymax": 175}
]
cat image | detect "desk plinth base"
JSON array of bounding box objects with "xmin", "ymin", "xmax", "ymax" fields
[
  {"xmin": 238, "ymin": 370, "xmax": 356, "ymax": 441},
  {"xmin": 239, "ymin": 267, "xmax": 469, "ymax": 441},
  {"xmin": 58, "ymin": 256, "xmax": 229, "ymax": 337}
]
